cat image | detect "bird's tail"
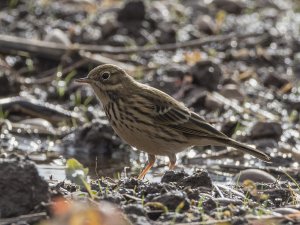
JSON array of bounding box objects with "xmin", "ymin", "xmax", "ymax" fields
[{"xmin": 225, "ymin": 138, "xmax": 271, "ymax": 162}]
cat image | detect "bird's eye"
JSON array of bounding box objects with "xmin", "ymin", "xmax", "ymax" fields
[{"xmin": 101, "ymin": 72, "xmax": 110, "ymax": 80}]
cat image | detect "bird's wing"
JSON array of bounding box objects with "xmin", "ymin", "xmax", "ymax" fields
[{"xmin": 137, "ymin": 87, "xmax": 227, "ymax": 138}]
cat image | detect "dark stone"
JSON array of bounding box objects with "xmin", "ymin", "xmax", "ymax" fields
[
  {"xmin": 117, "ymin": 0, "xmax": 145, "ymax": 22},
  {"xmin": 213, "ymin": 0, "xmax": 245, "ymax": 14},
  {"xmin": 214, "ymin": 198, "xmax": 243, "ymax": 206},
  {"xmin": 233, "ymin": 169, "xmax": 276, "ymax": 184},
  {"xmin": 179, "ymin": 169, "xmax": 213, "ymax": 189},
  {"xmin": 102, "ymin": 192, "xmax": 125, "ymax": 204},
  {"xmin": 190, "ymin": 61, "xmax": 223, "ymax": 91},
  {"xmin": 263, "ymin": 189, "xmax": 291, "ymax": 206},
  {"xmin": 122, "ymin": 177, "xmax": 140, "ymax": 189},
  {"xmin": 194, "ymin": 15, "xmax": 216, "ymax": 35},
  {"xmin": 185, "ymin": 189, "xmax": 202, "ymax": 201},
  {"xmin": 123, "ymin": 204, "xmax": 146, "ymax": 217},
  {"xmin": 250, "ymin": 122, "xmax": 283, "ymax": 141},
  {"xmin": 202, "ymin": 198, "xmax": 217, "ymax": 213},
  {"xmin": 263, "ymin": 73, "xmax": 289, "ymax": 89},
  {"xmin": 143, "ymin": 182, "xmax": 176, "ymax": 196},
  {"xmin": 127, "ymin": 214, "xmax": 152, "ymax": 225},
  {"xmin": 0, "ymin": 71, "xmax": 20, "ymax": 96},
  {"xmin": 155, "ymin": 22, "xmax": 177, "ymax": 44},
  {"xmin": 151, "ymin": 191, "xmax": 190, "ymax": 212},
  {"xmin": 0, "ymin": 159, "xmax": 49, "ymax": 218},
  {"xmin": 161, "ymin": 170, "xmax": 188, "ymax": 183}
]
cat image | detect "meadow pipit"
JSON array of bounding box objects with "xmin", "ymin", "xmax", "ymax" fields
[{"xmin": 76, "ymin": 64, "xmax": 271, "ymax": 179}]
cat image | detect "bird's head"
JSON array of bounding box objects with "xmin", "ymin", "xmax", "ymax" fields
[{"xmin": 76, "ymin": 64, "xmax": 135, "ymax": 104}]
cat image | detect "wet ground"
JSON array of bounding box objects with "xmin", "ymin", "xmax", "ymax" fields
[{"xmin": 0, "ymin": 0, "xmax": 300, "ymax": 224}]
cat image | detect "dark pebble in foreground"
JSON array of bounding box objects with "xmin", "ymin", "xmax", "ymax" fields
[
  {"xmin": 179, "ymin": 169, "xmax": 213, "ymax": 189},
  {"xmin": 161, "ymin": 170, "xmax": 188, "ymax": 183},
  {"xmin": 162, "ymin": 169, "xmax": 213, "ymax": 190},
  {"xmin": 233, "ymin": 169, "xmax": 277, "ymax": 184},
  {"xmin": 0, "ymin": 158, "xmax": 49, "ymax": 218},
  {"xmin": 151, "ymin": 191, "xmax": 190, "ymax": 212}
]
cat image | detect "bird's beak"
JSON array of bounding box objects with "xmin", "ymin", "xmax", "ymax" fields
[{"xmin": 75, "ymin": 77, "xmax": 92, "ymax": 84}]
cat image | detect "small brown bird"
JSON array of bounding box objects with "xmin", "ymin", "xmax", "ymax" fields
[{"xmin": 76, "ymin": 64, "xmax": 271, "ymax": 179}]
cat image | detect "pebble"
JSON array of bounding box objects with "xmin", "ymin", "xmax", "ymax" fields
[
  {"xmin": 179, "ymin": 169, "xmax": 213, "ymax": 189},
  {"xmin": 161, "ymin": 170, "xmax": 188, "ymax": 183},
  {"xmin": 0, "ymin": 159, "xmax": 49, "ymax": 218},
  {"xmin": 151, "ymin": 191, "xmax": 190, "ymax": 211},
  {"xmin": 233, "ymin": 169, "xmax": 277, "ymax": 184},
  {"xmin": 250, "ymin": 121, "xmax": 283, "ymax": 141},
  {"xmin": 190, "ymin": 60, "xmax": 223, "ymax": 91}
]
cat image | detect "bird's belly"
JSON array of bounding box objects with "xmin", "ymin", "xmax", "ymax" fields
[{"xmin": 111, "ymin": 124, "xmax": 189, "ymax": 156}]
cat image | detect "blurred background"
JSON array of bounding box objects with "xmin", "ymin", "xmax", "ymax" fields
[{"xmin": 0, "ymin": 0, "xmax": 300, "ymax": 181}]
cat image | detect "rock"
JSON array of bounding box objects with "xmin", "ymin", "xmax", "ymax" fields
[
  {"xmin": 194, "ymin": 15, "xmax": 216, "ymax": 35},
  {"xmin": 151, "ymin": 191, "xmax": 190, "ymax": 211},
  {"xmin": 263, "ymin": 189, "xmax": 292, "ymax": 206},
  {"xmin": 143, "ymin": 182, "xmax": 177, "ymax": 196},
  {"xmin": 220, "ymin": 84, "xmax": 244, "ymax": 102},
  {"xmin": 263, "ymin": 73, "xmax": 289, "ymax": 89},
  {"xmin": 190, "ymin": 61, "xmax": 223, "ymax": 91},
  {"xmin": 123, "ymin": 204, "xmax": 146, "ymax": 217},
  {"xmin": 213, "ymin": 0, "xmax": 245, "ymax": 14},
  {"xmin": 273, "ymin": 208, "xmax": 300, "ymax": 215},
  {"xmin": 102, "ymin": 192, "xmax": 125, "ymax": 204},
  {"xmin": 0, "ymin": 71, "xmax": 19, "ymax": 96},
  {"xmin": 155, "ymin": 22, "xmax": 177, "ymax": 44},
  {"xmin": 213, "ymin": 198, "xmax": 243, "ymax": 206},
  {"xmin": 179, "ymin": 169, "xmax": 213, "ymax": 189},
  {"xmin": 250, "ymin": 122, "xmax": 283, "ymax": 141},
  {"xmin": 0, "ymin": 72, "xmax": 12, "ymax": 96},
  {"xmin": 161, "ymin": 170, "xmax": 188, "ymax": 183},
  {"xmin": 117, "ymin": 0, "xmax": 145, "ymax": 22},
  {"xmin": 127, "ymin": 214, "xmax": 152, "ymax": 225},
  {"xmin": 44, "ymin": 29, "xmax": 71, "ymax": 46},
  {"xmin": 122, "ymin": 177, "xmax": 140, "ymax": 189},
  {"xmin": 202, "ymin": 198, "xmax": 217, "ymax": 213},
  {"xmin": 0, "ymin": 159, "xmax": 49, "ymax": 218},
  {"xmin": 233, "ymin": 169, "xmax": 277, "ymax": 184}
]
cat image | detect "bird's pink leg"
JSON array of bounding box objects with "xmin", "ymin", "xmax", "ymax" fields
[
  {"xmin": 138, "ymin": 154, "xmax": 155, "ymax": 179},
  {"xmin": 168, "ymin": 154, "xmax": 177, "ymax": 170}
]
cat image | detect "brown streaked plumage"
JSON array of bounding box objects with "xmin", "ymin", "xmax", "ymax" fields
[{"xmin": 76, "ymin": 64, "xmax": 271, "ymax": 179}]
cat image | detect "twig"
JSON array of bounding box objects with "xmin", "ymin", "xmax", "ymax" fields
[
  {"xmin": 0, "ymin": 32, "xmax": 265, "ymax": 58},
  {"xmin": 0, "ymin": 212, "xmax": 47, "ymax": 225},
  {"xmin": 79, "ymin": 50, "xmax": 136, "ymax": 73},
  {"xmin": 18, "ymin": 58, "xmax": 89, "ymax": 84}
]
